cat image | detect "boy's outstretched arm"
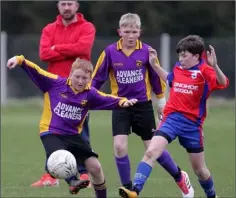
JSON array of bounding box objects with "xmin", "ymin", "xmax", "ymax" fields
[
  {"xmin": 7, "ymin": 55, "xmax": 60, "ymax": 92},
  {"xmin": 148, "ymin": 47, "xmax": 169, "ymax": 82},
  {"xmin": 88, "ymin": 87, "xmax": 137, "ymax": 110},
  {"xmin": 206, "ymin": 45, "xmax": 228, "ymax": 86}
]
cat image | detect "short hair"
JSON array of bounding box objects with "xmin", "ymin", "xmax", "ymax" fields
[
  {"xmin": 57, "ymin": 1, "xmax": 79, "ymax": 6},
  {"xmin": 176, "ymin": 35, "xmax": 205, "ymax": 57},
  {"xmin": 58, "ymin": 0, "xmax": 79, "ymax": 3},
  {"xmin": 71, "ymin": 58, "xmax": 93, "ymax": 76},
  {"xmin": 119, "ymin": 13, "xmax": 141, "ymax": 28}
]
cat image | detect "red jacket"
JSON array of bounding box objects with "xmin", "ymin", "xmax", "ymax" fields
[{"xmin": 39, "ymin": 13, "xmax": 96, "ymax": 77}]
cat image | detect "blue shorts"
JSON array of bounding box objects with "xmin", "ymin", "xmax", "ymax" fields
[{"xmin": 155, "ymin": 112, "xmax": 204, "ymax": 153}]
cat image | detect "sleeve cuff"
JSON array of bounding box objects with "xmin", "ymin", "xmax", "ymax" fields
[
  {"xmin": 156, "ymin": 93, "xmax": 165, "ymax": 99},
  {"xmin": 16, "ymin": 55, "xmax": 25, "ymax": 65},
  {"xmin": 118, "ymin": 98, "xmax": 128, "ymax": 106}
]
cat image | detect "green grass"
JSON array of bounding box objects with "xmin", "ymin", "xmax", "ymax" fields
[{"xmin": 1, "ymin": 99, "xmax": 235, "ymax": 197}]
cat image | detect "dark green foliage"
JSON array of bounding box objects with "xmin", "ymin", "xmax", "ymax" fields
[{"xmin": 1, "ymin": 1, "xmax": 235, "ymax": 36}]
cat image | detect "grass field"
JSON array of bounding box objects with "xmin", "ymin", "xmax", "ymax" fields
[{"xmin": 1, "ymin": 98, "xmax": 235, "ymax": 197}]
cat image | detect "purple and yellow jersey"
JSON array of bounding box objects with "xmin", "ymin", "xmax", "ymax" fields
[
  {"xmin": 91, "ymin": 39, "xmax": 166, "ymax": 101},
  {"xmin": 16, "ymin": 56, "xmax": 127, "ymax": 136}
]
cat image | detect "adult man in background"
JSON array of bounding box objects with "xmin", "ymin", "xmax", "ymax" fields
[{"xmin": 31, "ymin": 0, "xmax": 95, "ymax": 187}]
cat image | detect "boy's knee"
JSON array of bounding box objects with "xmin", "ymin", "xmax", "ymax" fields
[
  {"xmin": 87, "ymin": 160, "xmax": 102, "ymax": 176},
  {"xmin": 193, "ymin": 166, "xmax": 210, "ymax": 179},
  {"xmin": 144, "ymin": 148, "xmax": 157, "ymax": 160},
  {"xmin": 114, "ymin": 141, "xmax": 127, "ymax": 157}
]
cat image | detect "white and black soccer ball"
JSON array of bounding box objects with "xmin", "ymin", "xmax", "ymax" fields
[{"xmin": 47, "ymin": 150, "xmax": 77, "ymax": 179}]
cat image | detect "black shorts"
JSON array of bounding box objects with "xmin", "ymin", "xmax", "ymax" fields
[
  {"xmin": 112, "ymin": 101, "xmax": 156, "ymax": 141},
  {"xmin": 41, "ymin": 134, "xmax": 98, "ymax": 166}
]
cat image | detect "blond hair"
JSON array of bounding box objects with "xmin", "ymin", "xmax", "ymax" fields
[
  {"xmin": 119, "ymin": 13, "xmax": 141, "ymax": 28},
  {"xmin": 71, "ymin": 58, "xmax": 93, "ymax": 76}
]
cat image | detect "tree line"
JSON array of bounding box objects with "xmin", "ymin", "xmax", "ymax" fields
[{"xmin": 2, "ymin": 1, "xmax": 235, "ymax": 37}]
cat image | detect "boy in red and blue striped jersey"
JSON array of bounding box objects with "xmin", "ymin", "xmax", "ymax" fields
[{"xmin": 119, "ymin": 35, "xmax": 228, "ymax": 198}]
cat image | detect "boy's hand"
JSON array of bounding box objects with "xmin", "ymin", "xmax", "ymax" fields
[
  {"xmin": 207, "ymin": 45, "xmax": 218, "ymax": 68},
  {"xmin": 7, "ymin": 56, "xmax": 18, "ymax": 69},
  {"xmin": 148, "ymin": 47, "xmax": 158, "ymax": 66},
  {"xmin": 122, "ymin": 99, "xmax": 138, "ymax": 107}
]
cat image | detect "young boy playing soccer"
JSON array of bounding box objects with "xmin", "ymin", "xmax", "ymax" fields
[
  {"xmin": 7, "ymin": 55, "xmax": 138, "ymax": 198},
  {"xmin": 119, "ymin": 35, "xmax": 229, "ymax": 198},
  {"xmin": 92, "ymin": 13, "xmax": 193, "ymax": 197},
  {"xmin": 33, "ymin": 0, "xmax": 96, "ymax": 187}
]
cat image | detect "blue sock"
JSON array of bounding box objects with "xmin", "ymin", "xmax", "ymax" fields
[
  {"xmin": 133, "ymin": 162, "xmax": 152, "ymax": 193},
  {"xmin": 78, "ymin": 164, "xmax": 88, "ymax": 175},
  {"xmin": 199, "ymin": 176, "xmax": 216, "ymax": 197},
  {"xmin": 45, "ymin": 159, "xmax": 48, "ymax": 172},
  {"xmin": 65, "ymin": 175, "xmax": 78, "ymax": 184}
]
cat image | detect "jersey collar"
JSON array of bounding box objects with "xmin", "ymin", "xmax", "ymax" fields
[
  {"xmin": 66, "ymin": 79, "xmax": 90, "ymax": 94},
  {"xmin": 116, "ymin": 39, "xmax": 142, "ymax": 50}
]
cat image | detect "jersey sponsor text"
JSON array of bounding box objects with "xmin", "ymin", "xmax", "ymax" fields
[
  {"xmin": 173, "ymin": 82, "xmax": 198, "ymax": 95},
  {"xmin": 116, "ymin": 69, "xmax": 143, "ymax": 84},
  {"xmin": 54, "ymin": 102, "xmax": 82, "ymax": 120}
]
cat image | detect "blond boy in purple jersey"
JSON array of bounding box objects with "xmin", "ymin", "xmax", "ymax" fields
[{"xmin": 92, "ymin": 13, "xmax": 193, "ymax": 197}]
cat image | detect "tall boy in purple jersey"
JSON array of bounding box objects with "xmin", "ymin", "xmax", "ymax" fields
[
  {"xmin": 119, "ymin": 36, "xmax": 229, "ymax": 198},
  {"xmin": 91, "ymin": 13, "xmax": 193, "ymax": 196},
  {"xmin": 7, "ymin": 55, "xmax": 138, "ymax": 197}
]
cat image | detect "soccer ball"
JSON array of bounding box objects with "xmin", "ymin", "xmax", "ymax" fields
[{"xmin": 47, "ymin": 150, "xmax": 77, "ymax": 179}]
